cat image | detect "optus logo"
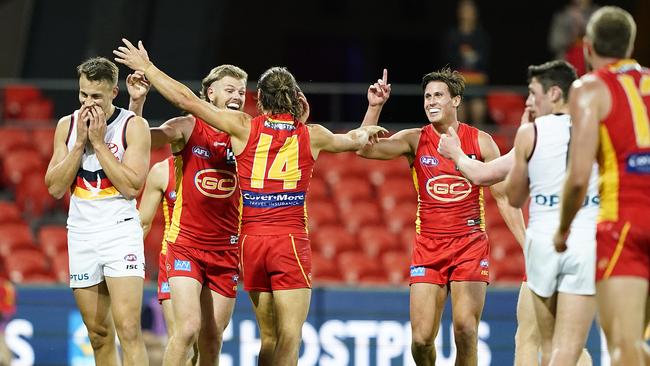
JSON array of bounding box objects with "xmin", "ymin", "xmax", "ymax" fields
[
  {"xmin": 425, "ymin": 175, "xmax": 472, "ymax": 202},
  {"xmin": 194, "ymin": 169, "xmax": 237, "ymax": 198}
]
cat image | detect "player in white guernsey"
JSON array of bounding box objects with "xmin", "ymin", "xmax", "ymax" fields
[
  {"xmin": 438, "ymin": 61, "xmax": 594, "ymax": 365},
  {"xmin": 45, "ymin": 57, "xmax": 151, "ymax": 366}
]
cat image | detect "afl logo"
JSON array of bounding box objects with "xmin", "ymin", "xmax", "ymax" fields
[
  {"xmin": 106, "ymin": 142, "xmax": 119, "ymax": 155},
  {"xmin": 426, "ymin": 175, "xmax": 472, "ymax": 202},
  {"xmin": 420, "ymin": 155, "xmax": 439, "ymax": 166},
  {"xmin": 192, "ymin": 146, "xmax": 211, "ymax": 159},
  {"xmin": 124, "ymin": 254, "xmax": 137, "ymax": 262},
  {"xmin": 194, "ymin": 169, "xmax": 237, "ymax": 198}
]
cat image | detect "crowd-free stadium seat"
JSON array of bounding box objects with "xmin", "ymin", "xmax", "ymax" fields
[
  {"xmin": 316, "ymin": 153, "xmax": 368, "ymax": 184},
  {"xmin": 306, "ymin": 200, "xmax": 339, "ymax": 230},
  {"xmin": 312, "ymin": 224, "xmax": 357, "ymax": 259},
  {"xmin": 0, "ymin": 223, "xmax": 35, "ymax": 257},
  {"xmin": 0, "ymin": 127, "xmax": 31, "ymax": 158},
  {"xmin": 337, "ymin": 250, "xmax": 387, "ymax": 285},
  {"xmin": 376, "ymin": 176, "xmax": 417, "ymax": 210},
  {"xmin": 52, "ymin": 253, "xmax": 70, "ymax": 283},
  {"xmin": 5, "ymin": 248, "xmax": 54, "ymax": 284},
  {"xmin": 399, "ymin": 230, "xmax": 416, "ymax": 252},
  {"xmin": 37, "ymin": 225, "xmax": 68, "ymax": 258},
  {"xmin": 357, "ymin": 226, "xmax": 401, "ymax": 258},
  {"xmin": 486, "ymin": 91, "xmax": 526, "ymax": 126},
  {"xmin": 331, "ymin": 177, "xmax": 374, "ymax": 207},
  {"xmin": 15, "ymin": 171, "xmax": 56, "ymax": 218},
  {"xmin": 308, "ymin": 177, "xmax": 329, "ymax": 201},
  {"xmin": 340, "ymin": 201, "xmax": 383, "ymax": 232},
  {"xmin": 311, "ymin": 252, "xmax": 342, "ymax": 284},
  {"xmin": 20, "ymin": 98, "xmax": 54, "ymax": 121},
  {"xmin": 384, "ymin": 202, "xmax": 417, "ymax": 233},
  {"xmin": 2, "ymin": 85, "xmax": 41, "ymax": 120},
  {"xmin": 2, "ymin": 147, "xmax": 46, "ymax": 187},
  {"xmin": 31, "ymin": 127, "xmax": 56, "ymax": 160},
  {"xmin": 366, "ymin": 158, "xmax": 412, "ymax": 186},
  {"xmin": 0, "ymin": 201, "xmax": 22, "ymax": 224},
  {"xmin": 381, "ymin": 250, "xmax": 410, "ymax": 285}
]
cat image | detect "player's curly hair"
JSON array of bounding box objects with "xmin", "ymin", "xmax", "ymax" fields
[
  {"xmin": 421, "ymin": 67, "xmax": 465, "ymax": 99},
  {"xmin": 257, "ymin": 67, "xmax": 304, "ymax": 118},
  {"xmin": 77, "ymin": 57, "xmax": 119, "ymax": 87}
]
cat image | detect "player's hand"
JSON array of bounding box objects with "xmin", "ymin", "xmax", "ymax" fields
[
  {"xmin": 297, "ymin": 90, "xmax": 310, "ymax": 123},
  {"xmin": 114, "ymin": 39, "xmax": 152, "ymax": 72},
  {"xmin": 126, "ymin": 71, "xmax": 151, "ymax": 101},
  {"xmin": 368, "ymin": 69, "xmax": 391, "ymax": 107},
  {"xmin": 520, "ymin": 106, "xmax": 535, "ymax": 125},
  {"xmin": 75, "ymin": 105, "xmax": 90, "ymax": 146},
  {"xmin": 87, "ymin": 105, "xmax": 107, "ymax": 147},
  {"xmin": 553, "ymin": 229, "xmax": 569, "ymax": 253},
  {"xmin": 438, "ymin": 126, "xmax": 462, "ymax": 160},
  {"xmin": 362, "ymin": 125, "xmax": 388, "ymax": 142}
]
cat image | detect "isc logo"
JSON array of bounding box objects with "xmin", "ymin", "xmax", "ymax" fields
[
  {"xmin": 426, "ymin": 175, "xmax": 472, "ymax": 202},
  {"xmin": 194, "ymin": 169, "xmax": 237, "ymax": 198}
]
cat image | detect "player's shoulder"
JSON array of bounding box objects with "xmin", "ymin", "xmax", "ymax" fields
[
  {"xmin": 146, "ymin": 159, "xmax": 169, "ymax": 185},
  {"xmin": 392, "ymin": 127, "xmax": 422, "ymax": 140},
  {"xmin": 571, "ymin": 73, "xmax": 607, "ymax": 95}
]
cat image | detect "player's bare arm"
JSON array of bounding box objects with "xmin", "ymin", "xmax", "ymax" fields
[
  {"xmin": 138, "ymin": 160, "xmax": 168, "ymax": 237},
  {"xmin": 361, "ymin": 68, "xmax": 392, "ymax": 127},
  {"xmin": 356, "ymin": 128, "xmax": 420, "ymax": 162},
  {"xmin": 505, "ymin": 123, "xmax": 536, "ymax": 208},
  {"xmin": 45, "ymin": 107, "xmax": 91, "ymax": 199},
  {"xmin": 309, "ymin": 124, "xmax": 388, "ymax": 158},
  {"xmin": 127, "ymin": 71, "xmax": 151, "ymax": 117},
  {"xmin": 480, "ymin": 131, "xmax": 526, "ymax": 246},
  {"xmin": 554, "ymin": 76, "xmax": 607, "ymax": 251},
  {"xmin": 114, "ymin": 39, "xmax": 251, "ymax": 148},
  {"xmin": 439, "ymin": 126, "xmax": 516, "ymax": 186},
  {"xmin": 88, "ymin": 105, "xmax": 151, "ymax": 200}
]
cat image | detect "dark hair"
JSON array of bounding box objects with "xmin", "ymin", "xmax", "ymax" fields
[
  {"xmin": 77, "ymin": 57, "xmax": 118, "ymax": 86},
  {"xmin": 200, "ymin": 64, "xmax": 248, "ymax": 102},
  {"xmin": 421, "ymin": 67, "xmax": 465, "ymax": 99},
  {"xmin": 586, "ymin": 6, "xmax": 636, "ymax": 58},
  {"xmin": 256, "ymin": 67, "xmax": 304, "ymax": 118},
  {"xmin": 527, "ymin": 60, "xmax": 577, "ymax": 102}
]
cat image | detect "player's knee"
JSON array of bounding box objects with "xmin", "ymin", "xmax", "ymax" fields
[
  {"xmin": 453, "ymin": 319, "xmax": 478, "ymax": 345},
  {"xmin": 87, "ymin": 325, "xmax": 115, "ymax": 350},
  {"xmin": 176, "ymin": 318, "xmax": 201, "ymax": 343},
  {"xmin": 114, "ymin": 318, "xmax": 142, "ymax": 344}
]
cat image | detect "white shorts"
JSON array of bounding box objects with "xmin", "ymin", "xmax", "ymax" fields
[
  {"xmin": 67, "ymin": 218, "xmax": 145, "ymax": 288},
  {"xmin": 524, "ymin": 228, "xmax": 596, "ymax": 297}
]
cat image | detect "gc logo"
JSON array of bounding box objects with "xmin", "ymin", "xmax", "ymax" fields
[
  {"xmin": 426, "ymin": 175, "xmax": 472, "ymax": 202},
  {"xmin": 194, "ymin": 169, "xmax": 237, "ymax": 198}
]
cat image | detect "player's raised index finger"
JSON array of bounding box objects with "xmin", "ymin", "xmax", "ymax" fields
[
  {"xmin": 382, "ymin": 69, "xmax": 388, "ymax": 84},
  {"xmin": 122, "ymin": 38, "xmax": 136, "ymax": 50}
]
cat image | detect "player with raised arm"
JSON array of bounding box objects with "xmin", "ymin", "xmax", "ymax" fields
[
  {"xmin": 114, "ymin": 39, "xmax": 388, "ymax": 366},
  {"xmin": 357, "ymin": 67, "xmax": 525, "ymax": 366}
]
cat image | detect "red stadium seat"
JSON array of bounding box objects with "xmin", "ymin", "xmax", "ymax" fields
[
  {"xmin": 31, "ymin": 127, "xmax": 56, "ymax": 160},
  {"xmin": 5, "ymin": 248, "xmax": 54, "ymax": 284},
  {"xmin": 37, "ymin": 225, "xmax": 68, "ymax": 258},
  {"xmin": 312, "ymin": 224, "xmax": 358, "ymax": 259},
  {"xmin": 366, "ymin": 158, "xmax": 412, "ymax": 186},
  {"xmin": 486, "ymin": 91, "xmax": 526, "ymax": 126},
  {"xmin": 311, "ymin": 252, "xmax": 342, "ymax": 284},
  {"xmin": 307, "ymin": 200, "xmax": 340, "ymax": 230},
  {"xmin": 15, "ymin": 171, "xmax": 56, "ymax": 218},
  {"xmin": 491, "ymin": 252, "xmax": 525, "ymax": 283},
  {"xmin": 308, "ymin": 177, "xmax": 329, "ymax": 201},
  {"xmin": 21, "ymin": 98, "xmax": 54, "ymax": 121},
  {"xmin": 384, "ymin": 202, "xmax": 417, "ymax": 233},
  {"xmin": 331, "ymin": 177, "xmax": 374, "ymax": 207},
  {"xmin": 340, "ymin": 201, "xmax": 383, "ymax": 233},
  {"xmin": 0, "ymin": 127, "xmax": 31, "ymax": 157},
  {"xmin": 242, "ymin": 90, "xmax": 258, "ymax": 117},
  {"xmin": 399, "ymin": 230, "xmax": 416, "ymax": 252},
  {"xmin": 376, "ymin": 176, "xmax": 417, "ymax": 210},
  {"xmin": 315, "ymin": 152, "xmax": 368, "ymax": 184},
  {"xmin": 2, "ymin": 85, "xmax": 41, "ymax": 120},
  {"xmin": 2, "ymin": 147, "xmax": 46, "ymax": 187},
  {"xmin": 382, "ymin": 250, "xmax": 411, "ymax": 285},
  {"xmin": 357, "ymin": 226, "xmax": 401, "ymax": 258},
  {"xmin": 0, "ymin": 201, "xmax": 23, "ymax": 224},
  {"xmin": 150, "ymin": 147, "xmax": 172, "ymax": 167},
  {"xmin": 337, "ymin": 250, "xmax": 387, "ymax": 285},
  {"xmin": 52, "ymin": 253, "xmax": 70, "ymax": 283},
  {"xmin": 0, "ymin": 223, "xmax": 35, "ymax": 257}
]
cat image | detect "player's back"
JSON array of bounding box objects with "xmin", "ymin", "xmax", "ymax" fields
[
  {"xmin": 412, "ymin": 123, "xmax": 484, "ymax": 237},
  {"xmin": 527, "ymin": 114, "xmax": 599, "ymax": 234},
  {"xmin": 236, "ymin": 114, "xmax": 315, "ymax": 235},
  {"xmin": 166, "ymin": 117, "xmax": 240, "ymax": 250},
  {"xmin": 594, "ymin": 59, "xmax": 650, "ymax": 223}
]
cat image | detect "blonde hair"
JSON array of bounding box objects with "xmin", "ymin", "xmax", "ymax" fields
[{"xmin": 200, "ymin": 64, "xmax": 248, "ymax": 102}]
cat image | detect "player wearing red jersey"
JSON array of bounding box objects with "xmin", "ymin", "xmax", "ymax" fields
[
  {"xmin": 129, "ymin": 65, "xmax": 247, "ymax": 366},
  {"xmin": 114, "ymin": 40, "xmax": 388, "ymax": 366},
  {"xmin": 554, "ymin": 7, "xmax": 650, "ymax": 366},
  {"xmin": 357, "ymin": 68, "xmax": 525, "ymax": 366}
]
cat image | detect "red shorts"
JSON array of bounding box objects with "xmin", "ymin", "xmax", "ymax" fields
[
  {"xmin": 596, "ymin": 220, "xmax": 650, "ymax": 281},
  {"xmin": 157, "ymin": 251, "xmax": 171, "ymax": 303},
  {"xmin": 240, "ymin": 233, "xmax": 311, "ymax": 292},
  {"xmin": 410, "ymin": 231, "xmax": 490, "ymax": 285},
  {"xmin": 165, "ymin": 243, "xmax": 239, "ymax": 298}
]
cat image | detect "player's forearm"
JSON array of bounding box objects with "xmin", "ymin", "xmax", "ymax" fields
[
  {"xmin": 557, "ymin": 180, "xmax": 588, "ymax": 234},
  {"xmin": 493, "ymin": 191, "xmax": 527, "ymax": 247},
  {"xmin": 129, "ymin": 96, "xmax": 146, "ymax": 117},
  {"xmin": 360, "ymin": 105, "xmax": 383, "ymax": 127},
  {"xmin": 45, "ymin": 145, "xmax": 85, "ymax": 199},
  {"xmin": 455, "ymin": 155, "xmax": 495, "ymax": 186},
  {"xmin": 93, "ymin": 144, "xmax": 146, "ymax": 199},
  {"xmin": 140, "ymin": 218, "xmax": 152, "ymax": 237},
  {"xmin": 345, "ymin": 128, "xmax": 369, "ymax": 150},
  {"xmin": 144, "ymin": 64, "xmax": 199, "ymax": 117}
]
